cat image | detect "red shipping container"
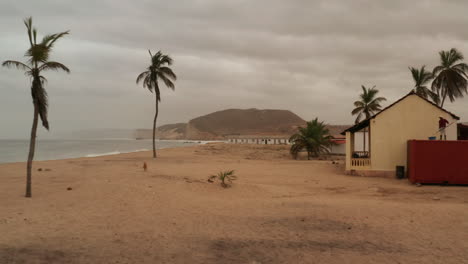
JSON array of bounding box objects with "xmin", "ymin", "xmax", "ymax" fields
[{"xmin": 407, "ymin": 140, "xmax": 468, "ymax": 184}]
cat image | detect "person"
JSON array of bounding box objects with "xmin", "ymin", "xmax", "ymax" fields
[{"xmin": 439, "ymin": 116, "xmax": 449, "ymax": 140}]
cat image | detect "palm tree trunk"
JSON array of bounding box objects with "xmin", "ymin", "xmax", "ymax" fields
[
  {"xmin": 440, "ymin": 90, "xmax": 447, "ymax": 108},
  {"xmin": 363, "ymin": 127, "xmax": 366, "ymax": 152},
  {"xmin": 26, "ymin": 103, "xmax": 39, "ymax": 198},
  {"xmin": 152, "ymin": 96, "xmax": 159, "ymax": 158}
]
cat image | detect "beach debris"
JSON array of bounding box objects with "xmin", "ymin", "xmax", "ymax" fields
[
  {"xmin": 433, "ymin": 196, "xmax": 440, "ymax": 201},
  {"xmin": 67, "ymin": 187, "xmax": 73, "ymax": 191},
  {"xmin": 45, "ymin": 168, "xmax": 51, "ymax": 171},
  {"xmin": 184, "ymin": 177, "xmax": 193, "ymax": 183},
  {"xmin": 416, "ymin": 183, "xmax": 422, "ymax": 187},
  {"xmin": 37, "ymin": 168, "xmax": 42, "ymax": 171},
  {"xmin": 143, "ymin": 162, "xmax": 148, "ymax": 172},
  {"xmin": 208, "ymin": 170, "xmax": 237, "ymax": 188}
]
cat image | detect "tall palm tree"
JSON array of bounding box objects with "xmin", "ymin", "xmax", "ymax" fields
[
  {"xmin": 432, "ymin": 48, "xmax": 468, "ymax": 107},
  {"xmin": 351, "ymin": 85, "xmax": 386, "ymax": 152},
  {"xmin": 409, "ymin": 65, "xmax": 439, "ymax": 104},
  {"xmin": 289, "ymin": 118, "xmax": 334, "ymax": 160},
  {"xmin": 136, "ymin": 50, "xmax": 177, "ymax": 158},
  {"xmin": 2, "ymin": 17, "xmax": 70, "ymax": 197}
]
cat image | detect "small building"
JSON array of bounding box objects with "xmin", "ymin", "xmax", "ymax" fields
[
  {"xmin": 341, "ymin": 91, "xmax": 460, "ymax": 177},
  {"xmin": 327, "ymin": 125, "xmax": 355, "ymax": 155},
  {"xmin": 329, "ymin": 137, "xmax": 346, "ymax": 154},
  {"xmin": 227, "ymin": 135, "xmax": 290, "ymax": 145}
]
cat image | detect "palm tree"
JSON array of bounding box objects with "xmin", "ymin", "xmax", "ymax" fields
[
  {"xmin": 351, "ymin": 85, "xmax": 386, "ymax": 152},
  {"xmin": 432, "ymin": 48, "xmax": 468, "ymax": 107},
  {"xmin": 409, "ymin": 65, "xmax": 439, "ymax": 104},
  {"xmin": 289, "ymin": 118, "xmax": 334, "ymax": 160},
  {"xmin": 136, "ymin": 50, "xmax": 177, "ymax": 158},
  {"xmin": 2, "ymin": 17, "xmax": 70, "ymax": 197}
]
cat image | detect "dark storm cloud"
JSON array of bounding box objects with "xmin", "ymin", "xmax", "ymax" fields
[{"xmin": 1, "ymin": 0, "xmax": 468, "ymax": 138}]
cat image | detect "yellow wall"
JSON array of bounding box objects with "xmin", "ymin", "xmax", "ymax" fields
[
  {"xmin": 345, "ymin": 132, "xmax": 352, "ymax": 169},
  {"xmin": 369, "ymin": 94, "xmax": 457, "ymax": 171}
]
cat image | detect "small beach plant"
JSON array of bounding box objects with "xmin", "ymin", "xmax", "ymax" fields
[
  {"xmin": 2, "ymin": 17, "xmax": 70, "ymax": 198},
  {"xmin": 208, "ymin": 170, "xmax": 237, "ymax": 188},
  {"xmin": 136, "ymin": 50, "xmax": 177, "ymax": 158},
  {"xmin": 289, "ymin": 118, "xmax": 334, "ymax": 160}
]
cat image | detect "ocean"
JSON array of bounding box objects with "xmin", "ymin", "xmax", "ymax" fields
[{"xmin": 0, "ymin": 139, "xmax": 204, "ymax": 164}]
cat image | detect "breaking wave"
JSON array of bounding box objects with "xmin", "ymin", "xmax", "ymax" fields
[{"xmin": 85, "ymin": 149, "xmax": 149, "ymax": 158}]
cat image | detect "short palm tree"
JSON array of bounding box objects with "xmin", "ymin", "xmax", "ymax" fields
[
  {"xmin": 208, "ymin": 170, "xmax": 237, "ymax": 188},
  {"xmin": 432, "ymin": 48, "xmax": 468, "ymax": 107},
  {"xmin": 289, "ymin": 118, "xmax": 334, "ymax": 160},
  {"xmin": 136, "ymin": 50, "xmax": 177, "ymax": 158},
  {"xmin": 351, "ymin": 85, "xmax": 386, "ymax": 152},
  {"xmin": 2, "ymin": 17, "xmax": 70, "ymax": 197},
  {"xmin": 409, "ymin": 65, "xmax": 439, "ymax": 104}
]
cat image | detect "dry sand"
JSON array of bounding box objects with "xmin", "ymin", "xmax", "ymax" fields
[{"xmin": 0, "ymin": 143, "xmax": 467, "ymax": 264}]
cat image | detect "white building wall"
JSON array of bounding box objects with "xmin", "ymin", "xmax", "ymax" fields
[{"xmin": 329, "ymin": 144, "xmax": 346, "ymax": 155}]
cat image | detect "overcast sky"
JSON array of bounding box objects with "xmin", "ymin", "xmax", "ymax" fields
[{"xmin": 1, "ymin": 0, "xmax": 468, "ymax": 139}]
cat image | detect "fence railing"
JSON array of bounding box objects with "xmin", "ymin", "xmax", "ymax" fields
[{"xmin": 351, "ymin": 158, "xmax": 371, "ymax": 167}]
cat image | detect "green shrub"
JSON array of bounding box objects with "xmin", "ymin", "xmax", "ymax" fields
[{"xmin": 208, "ymin": 170, "xmax": 237, "ymax": 188}]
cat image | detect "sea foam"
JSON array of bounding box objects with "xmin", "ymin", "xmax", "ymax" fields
[{"xmin": 85, "ymin": 149, "xmax": 150, "ymax": 158}]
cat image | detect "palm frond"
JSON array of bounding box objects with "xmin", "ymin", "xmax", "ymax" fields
[
  {"xmin": 159, "ymin": 74, "xmax": 175, "ymax": 90},
  {"xmin": 24, "ymin": 17, "xmax": 33, "ymax": 46},
  {"xmin": 353, "ymin": 101, "xmax": 364, "ymax": 108},
  {"xmin": 354, "ymin": 112, "xmax": 363, "ymax": 124},
  {"xmin": 31, "ymin": 76, "xmax": 49, "ymax": 130},
  {"xmin": 432, "ymin": 65, "xmax": 445, "ymax": 77},
  {"xmin": 369, "ymin": 97, "xmax": 387, "ymax": 105},
  {"xmin": 159, "ymin": 54, "xmax": 173, "ymax": 66},
  {"xmin": 40, "ymin": 34, "xmax": 57, "ymax": 47},
  {"xmin": 159, "ymin": 66, "xmax": 177, "ymax": 80},
  {"xmin": 351, "ymin": 107, "xmax": 363, "ymax": 115},
  {"xmin": 2, "ymin": 60, "xmax": 31, "ymax": 71},
  {"xmin": 136, "ymin": 71, "xmax": 149, "ymax": 85},
  {"xmin": 45, "ymin": 31, "xmax": 69, "ymax": 48},
  {"xmin": 143, "ymin": 75, "xmax": 153, "ymax": 92},
  {"xmin": 38, "ymin": 61, "xmax": 70, "ymax": 73},
  {"xmin": 33, "ymin": 28, "xmax": 37, "ymax": 45}
]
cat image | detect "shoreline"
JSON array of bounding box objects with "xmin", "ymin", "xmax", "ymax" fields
[{"xmin": 0, "ymin": 139, "xmax": 221, "ymax": 165}]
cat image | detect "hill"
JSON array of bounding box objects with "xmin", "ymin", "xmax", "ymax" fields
[
  {"xmin": 135, "ymin": 108, "xmax": 350, "ymax": 140},
  {"xmin": 185, "ymin": 109, "xmax": 306, "ymax": 139},
  {"xmin": 134, "ymin": 109, "xmax": 306, "ymax": 140}
]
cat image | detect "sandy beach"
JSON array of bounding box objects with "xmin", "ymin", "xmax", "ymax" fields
[{"xmin": 0, "ymin": 143, "xmax": 467, "ymax": 263}]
